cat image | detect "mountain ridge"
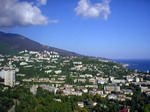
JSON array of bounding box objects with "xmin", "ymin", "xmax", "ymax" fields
[{"xmin": 0, "ymin": 31, "xmax": 83, "ymax": 56}]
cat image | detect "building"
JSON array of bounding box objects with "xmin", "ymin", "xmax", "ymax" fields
[
  {"xmin": 135, "ymin": 77, "xmax": 140, "ymax": 82},
  {"xmin": 0, "ymin": 69, "xmax": 15, "ymax": 87},
  {"xmin": 54, "ymin": 70, "xmax": 62, "ymax": 74},
  {"xmin": 104, "ymin": 84, "xmax": 120, "ymax": 92},
  {"xmin": 122, "ymin": 89, "xmax": 133, "ymax": 95},
  {"xmin": 30, "ymin": 85, "xmax": 38, "ymax": 95},
  {"xmin": 112, "ymin": 79, "xmax": 125, "ymax": 84},
  {"xmin": 108, "ymin": 94, "xmax": 117, "ymax": 100},
  {"xmin": 77, "ymin": 102, "xmax": 84, "ymax": 108},
  {"xmin": 39, "ymin": 84, "xmax": 58, "ymax": 94},
  {"xmin": 97, "ymin": 79, "xmax": 106, "ymax": 84},
  {"xmin": 119, "ymin": 108, "xmax": 130, "ymax": 112}
]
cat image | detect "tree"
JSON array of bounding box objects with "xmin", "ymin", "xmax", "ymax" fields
[{"xmin": 144, "ymin": 104, "xmax": 150, "ymax": 112}]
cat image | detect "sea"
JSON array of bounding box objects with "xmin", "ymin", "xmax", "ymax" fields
[{"xmin": 113, "ymin": 59, "xmax": 150, "ymax": 73}]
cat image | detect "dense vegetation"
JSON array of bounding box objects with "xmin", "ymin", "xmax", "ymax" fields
[
  {"xmin": 1, "ymin": 52, "xmax": 149, "ymax": 112},
  {"xmin": 1, "ymin": 84, "xmax": 150, "ymax": 112},
  {"xmin": 0, "ymin": 85, "xmax": 14, "ymax": 112},
  {"xmin": 15, "ymin": 57, "xmax": 130, "ymax": 80}
]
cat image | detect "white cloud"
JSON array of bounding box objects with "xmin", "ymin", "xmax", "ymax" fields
[
  {"xmin": 74, "ymin": 0, "xmax": 111, "ymax": 20},
  {"xmin": 0, "ymin": 0, "xmax": 53, "ymax": 27},
  {"xmin": 37, "ymin": 0, "xmax": 47, "ymax": 5}
]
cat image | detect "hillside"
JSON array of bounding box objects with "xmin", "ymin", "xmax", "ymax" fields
[{"xmin": 0, "ymin": 31, "xmax": 82, "ymax": 56}]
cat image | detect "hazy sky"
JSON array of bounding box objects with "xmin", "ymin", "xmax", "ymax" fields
[{"xmin": 1, "ymin": 0, "xmax": 150, "ymax": 59}]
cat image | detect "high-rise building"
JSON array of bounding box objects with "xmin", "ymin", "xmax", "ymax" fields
[{"xmin": 0, "ymin": 69, "xmax": 15, "ymax": 87}]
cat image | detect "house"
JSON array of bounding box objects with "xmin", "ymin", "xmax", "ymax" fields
[
  {"xmin": 17, "ymin": 74, "xmax": 26, "ymax": 77},
  {"xmin": 22, "ymin": 79, "xmax": 32, "ymax": 82},
  {"xmin": 39, "ymin": 78, "xmax": 49, "ymax": 82},
  {"xmin": 112, "ymin": 79, "xmax": 125, "ymax": 84},
  {"xmin": 108, "ymin": 94, "xmax": 117, "ymax": 100},
  {"xmin": 73, "ymin": 62, "xmax": 83, "ymax": 69},
  {"xmin": 89, "ymin": 90, "xmax": 96, "ymax": 94},
  {"xmin": 45, "ymin": 70, "xmax": 52, "ymax": 74},
  {"xmin": 126, "ymin": 78, "xmax": 134, "ymax": 82},
  {"xmin": 135, "ymin": 77, "xmax": 140, "ymax": 82},
  {"xmin": 39, "ymin": 84, "xmax": 58, "ymax": 94},
  {"xmin": 97, "ymin": 79, "xmax": 105, "ymax": 84},
  {"xmin": 73, "ymin": 62, "xmax": 82, "ymax": 65},
  {"xmin": 78, "ymin": 79, "xmax": 86, "ymax": 83},
  {"xmin": 79, "ymin": 75, "xmax": 86, "ymax": 78},
  {"xmin": 85, "ymin": 74, "xmax": 93, "ymax": 78},
  {"xmin": 122, "ymin": 89, "xmax": 133, "ymax": 95},
  {"xmin": 96, "ymin": 90, "xmax": 104, "ymax": 95},
  {"xmin": 77, "ymin": 102, "xmax": 84, "ymax": 108},
  {"xmin": 20, "ymin": 62, "xmax": 28, "ymax": 65},
  {"xmin": 89, "ymin": 78, "xmax": 96, "ymax": 83},
  {"xmin": 54, "ymin": 98, "xmax": 61, "ymax": 102},
  {"xmin": 82, "ymin": 88, "xmax": 88, "ymax": 93},
  {"xmin": 55, "ymin": 70, "xmax": 62, "ymax": 74},
  {"xmin": 58, "ymin": 77, "xmax": 66, "ymax": 81},
  {"xmin": 104, "ymin": 84, "xmax": 120, "ymax": 92},
  {"xmin": 93, "ymin": 102, "xmax": 97, "ymax": 106},
  {"xmin": 30, "ymin": 85, "xmax": 38, "ymax": 95},
  {"xmin": 101, "ymin": 94, "xmax": 107, "ymax": 98},
  {"xmin": 117, "ymin": 94, "xmax": 126, "ymax": 101},
  {"xmin": 119, "ymin": 108, "xmax": 130, "ymax": 112},
  {"xmin": 85, "ymin": 85, "xmax": 98, "ymax": 88}
]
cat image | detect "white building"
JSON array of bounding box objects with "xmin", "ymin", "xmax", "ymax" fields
[
  {"xmin": 122, "ymin": 89, "xmax": 133, "ymax": 95},
  {"xmin": 39, "ymin": 84, "xmax": 58, "ymax": 94},
  {"xmin": 104, "ymin": 84, "xmax": 120, "ymax": 92},
  {"xmin": 112, "ymin": 79, "xmax": 125, "ymax": 84},
  {"xmin": 135, "ymin": 77, "xmax": 140, "ymax": 82},
  {"xmin": 108, "ymin": 94, "xmax": 117, "ymax": 100},
  {"xmin": 77, "ymin": 102, "xmax": 84, "ymax": 108},
  {"xmin": 20, "ymin": 62, "xmax": 28, "ymax": 66},
  {"xmin": 30, "ymin": 85, "xmax": 38, "ymax": 95},
  {"xmin": 54, "ymin": 70, "xmax": 62, "ymax": 74},
  {"xmin": 98, "ymin": 79, "xmax": 106, "ymax": 84},
  {"xmin": 0, "ymin": 69, "xmax": 15, "ymax": 87}
]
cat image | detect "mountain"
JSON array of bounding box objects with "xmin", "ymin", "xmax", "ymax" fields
[{"xmin": 0, "ymin": 31, "xmax": 82, "ymax": 56}]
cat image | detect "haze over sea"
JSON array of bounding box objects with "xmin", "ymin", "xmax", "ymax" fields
[{"xmin": 114, "ymin": 59, "xmax": 150, "ymax": 72}]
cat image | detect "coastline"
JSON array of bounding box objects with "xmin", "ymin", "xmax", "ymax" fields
[{"xmin": 113, "ymin": 59, "xmax": 150, "ymax": 73}]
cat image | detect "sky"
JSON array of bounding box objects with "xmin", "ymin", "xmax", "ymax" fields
[{"xmin": 0, "ymin": 0, "xmax": 150, "ymax": 59}]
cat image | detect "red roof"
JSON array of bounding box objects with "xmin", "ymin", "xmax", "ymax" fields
[{"xmin": 119, "ymin": 108, "xmax": 129, "ymax": 112}]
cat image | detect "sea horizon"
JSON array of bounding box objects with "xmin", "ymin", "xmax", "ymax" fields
[{"xmin": 113, "ymin": 59, "xmax": 150, "ymax": 72}]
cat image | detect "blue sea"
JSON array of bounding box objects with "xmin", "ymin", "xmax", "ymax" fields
[{"xmin": 113, "ymin": 59, "xmax": 150, "ymax": 72}]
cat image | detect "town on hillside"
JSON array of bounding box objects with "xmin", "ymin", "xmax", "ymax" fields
[{"xmin": 0, "ymin": 50, "xmax": 150, "ymax": 112}]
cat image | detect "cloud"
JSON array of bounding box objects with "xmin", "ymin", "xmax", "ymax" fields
[
  {"xmin": 37, "ymin": 0, "xmax": 47, "ymax": 5},
  {"xmin": 0, "ymin": 0, "xmax": 52, "ymax": 27},
  {"xmin": 74, "ymin": 0, "xmax": 111, "ymax": 20}
]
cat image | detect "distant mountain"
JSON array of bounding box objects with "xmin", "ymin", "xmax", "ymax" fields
[{"xmin": 0, "ymin": 31, "xmax": 82, "ymax": 56}]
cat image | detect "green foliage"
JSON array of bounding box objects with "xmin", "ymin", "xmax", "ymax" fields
[
  {"xmin": 0, "ymin": 97, "xmax": 14, "ymax": 112},
  {"xmin": 144, "ymin": 104, "xmax": 150, "ymax": 112},
  {"xmin": 0, "ymin": 84, "xmax": 149, "ymax": 112},
  {"xmin": 0, "ymin": 85, "xmax": 14, "ymax": 112},
  {"xmin": 0, "ymin": 42, "xmax": 19, "ymax": 55}
]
